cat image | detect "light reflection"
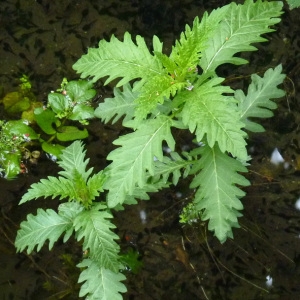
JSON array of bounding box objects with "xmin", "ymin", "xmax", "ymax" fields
[
  {"xmin": 139, "ymin": 209, "xmax": 147, "ymax": 224},
  {"xmin": 175, "ymin": 191, "xmax": 182, "ymax": 198},
  {"xmin": 270, "ymin": 148, "xmax": 290, "ymax": 169},
  {"xmin": 294, "ymin": 198, "xmax": 300, "ymax": 211},
  {"xmin": 266, "ymin": 275, "xmax": 273, "ymax": 288},
  {"xmin": 270, "ymin": 148, "xmax": 284, "ymax": 165}
]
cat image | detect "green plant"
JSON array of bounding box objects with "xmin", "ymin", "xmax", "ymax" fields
[
  {"xmin": 286, "ymin": 0, "xmax": 300, "ymax": 9},
  {"xmin": 0, "ymin": 78, "xmax": 96, "ymax": 178},
  {"xmin": 0, "ymin": 120, "xmax": 39, "ymax": 179},
  {"xmin": 34, "ymin": 78, "xmax": 96, "ymax": 156},
  {"xmin": 1, "ymin": 75, "xmax": 39, "ymax": 118},
  {"xmin": 73, "ymin": 0, "xmax": 285, "ymax": 241},
  {"xmin": 15, "ymin": 1, "xmax": 286, "ymax": 299},
  {"xmin": 15, "ymin": 141, "xmax": 127, "ymax": 298}
]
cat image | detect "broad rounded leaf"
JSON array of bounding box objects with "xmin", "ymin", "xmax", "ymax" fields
[
  {"xmin": 48, "ymin": 93, "xmax": 69, "ymax": 114},
  {"xmin": 4, "ymin": 120, "xmax": 39, "ymax": 139},
  {"xmin": 34, "ymin": 107, "xmax": 58, "ymax": 135},
  {"xmin": 69, "ymin": 104, "xmax": 95, "ymax": 121},
  {"xmin": 56, "ymin": 126, "xmax": 88, "ymax": 141}
]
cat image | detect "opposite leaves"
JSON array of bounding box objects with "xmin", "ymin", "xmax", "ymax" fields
[
  {"xmin": 20, "ymin": 141, "xmax": 106, "ymax": 207},
  {"xmin": 15, "ymin": 142, "xmax": 126, "ymax": 300}
]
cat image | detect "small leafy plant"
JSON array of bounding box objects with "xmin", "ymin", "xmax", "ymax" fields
[
  {"xmin": 34, "ymin": 78, "xmax": 96, "ymax": 156},
  {"xmin": 15, "ymin": 1, "xmax": 286, "ymax": 299},
  {"xmin": 0, "ymin": 78, "xmax": 96, "ymax": 178},
  {"xmin": 15, "ymin": 141, "xmax": 127, "ymax": 298}
]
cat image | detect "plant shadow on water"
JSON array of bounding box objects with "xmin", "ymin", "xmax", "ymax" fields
[{"xmin": 1, "ymin": 0, "xmax": 300, "ymax": 299}]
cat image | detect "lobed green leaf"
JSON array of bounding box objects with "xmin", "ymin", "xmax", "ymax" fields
[
  {"xmin": 134, "ymin": 74, "xmax": 186, "ymax": 120},
  {"xmin": 200, "ymin": 0, "xmax": 283, "ymax": 72},
  {"xmin": 170, "ymin": 7, "xmax": 228, "ymax": 76},
  {"xmin": 73, "ymin": 32, "xmax": 164, "ymax": 87},
  {"xmin": 180, "ymin": 77, "xmax": 247, "ymax": 160},
  {"xmin": 152, "ymin": 152, "xmax": 194, "ymax": 186},
  {"xmin": 78, "ymin": 259, "xmax": 126, "ymax": 300},
  {"xmin": 190, "ymin": 145, "xmax": 250, "ymax": 243},
  {"xmin": 286, "ymin": 0, "xmax": 300, "ymax": 9},
  {"xmin": 19, "ymin": 141, "xmax": 105, "ymax": 206},
  {"xmin": 95, "ymin": 83, "xmax": 137, "ymax": 124},
  {"xmin": 74, "ymin": 208, "xmax": 120, "ymax": 272},
  {"xmin": 58, "ymin": 140, "xmax": 92, "ymax": 182},
  {"xmin": 237, "ymin": 64, "xmax": 285, "ymax": 132},
  {"xmin": 19, "ymin": 176, "xmax": 78, "ymax": 204},
  {"xmin": 105, "ymin": 115, "xmax": 175, "ymax": 208},
  {"xmin": 15, "ymin": 208, "xmax": 73, "ymax": 253},
  {"xmin": 58, "ymin": 202, "xmax": 85, "ymax": 242}
]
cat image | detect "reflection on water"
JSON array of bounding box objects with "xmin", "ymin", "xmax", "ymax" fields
[
  {"xmin": 270, "ymin": 148, "xmax": 285, "ymax": 166},
  {"xmin": 265, "ymin": 275, "xmax": 273, "ymax": 289}
]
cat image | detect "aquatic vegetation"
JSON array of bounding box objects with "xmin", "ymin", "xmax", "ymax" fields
[
  {"xmin": 34, "ymin": 78, "xmax": 96, "ymax": 156},
  {"xmin": 0, "ymin": 120, "xmax": 38, "ymax": 179},
  {"xmin": 0, "ymin": 77, "xmax": 96, "ymax": 177},
  {"xmin": 1, "ymin": 75, "xmax": 39, "ymax": 119},
  {"xmin": 15, "ymin": 1, "xmax": 286, "ymax": 299}
]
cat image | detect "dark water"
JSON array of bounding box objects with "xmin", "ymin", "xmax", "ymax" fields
[{"xmin": 1, "ymin": 0, "xmax": 300, "ymax": 299}]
